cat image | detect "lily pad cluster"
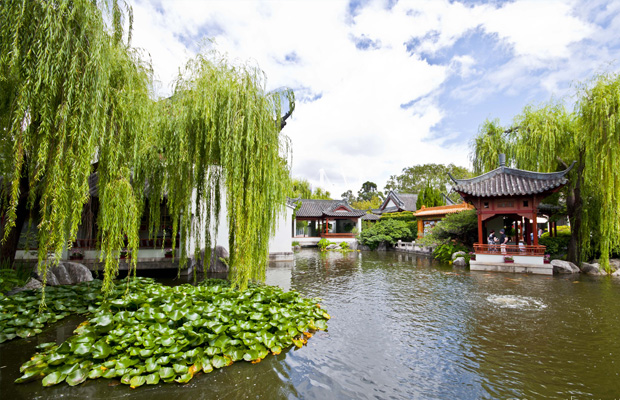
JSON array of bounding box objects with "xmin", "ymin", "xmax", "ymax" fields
[
  {"xmin": 16, "ymin": 278, "xmax": 329, "ymax": 387},
  {"xmin": 0, "ymin": 280, "xmax": 104, "ymax": 343}
]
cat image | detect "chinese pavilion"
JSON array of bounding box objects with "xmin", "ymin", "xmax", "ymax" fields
[{"xmin": 449, "ymin": 154, "xmax": 574, "ymax": 274}]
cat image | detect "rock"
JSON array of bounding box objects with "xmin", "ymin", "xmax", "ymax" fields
[
  {"xmin": 63, "ymin": 262, "xmax": 94, "ymax": 283},
  {"xmin": 357, "ymin": 244, "xmax": 372, "ymax": 251},
  {"xmin": 6, "ymin": 278, "xmax": 43, "ymax": 295},
  {"xmin": 209, "ymin": 245, "xmax": 229, "ymax": 273},
  {"xmin": 612, "ymin": 269, "xmax": 620, "ymax": 278},
  {"xmin": 376, "ymin": 242, "xmax": 387, "ymax": 251},
  {"xmin": 35, "ymin": 262, "xmax": 93, "ymax": 285},
  {"xmin": 347, "ymin": 241, "xmax": 358, "ymax": 250},
  {"xmin": 581, "ymin": 262, "xmax": 602, "ymax": 275},
  {"xmin": 452, "ymin": 251, "xmax": 467, "ymax": 261},
  {"xmin": 293, "ymin": 245, "xmax": 302, "ymax": 251},
  {"xmin": 326, "ymin": 244, "xmax": 340, "ymax": 250},
  {"xmin": 453, "ymin": 257, "xmax": 467, "ymax": 267},
  {"xmin": 52, "ymin": 264, "xmax": 72, "ymax": 285},
  {"xmin": 551, "ymin": 260, "xmax": 580, "ymax": 274}
]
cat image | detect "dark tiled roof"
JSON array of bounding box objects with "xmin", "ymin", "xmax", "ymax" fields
[
  {"xmin": 450, "ymin": 163, "xmax": 575, "ymax": 198},
  {"xmin": 380, "ymin": 191, "xmax": 418, "ymax": 212},
  {"xmin": 361, "ymin": 213, "xmax": 381, "ymax": 221},
  {"xmin": 296, "ymin": 199, "xmax": 365, "ymax": 218}
]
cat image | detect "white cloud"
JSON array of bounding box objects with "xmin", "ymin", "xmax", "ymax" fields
[{"xmin": 128, "ymin": 0, "xmax": 613, "ymax": 197}]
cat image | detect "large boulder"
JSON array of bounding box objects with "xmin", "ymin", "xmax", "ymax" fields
[
  {"xmin": 376, "ymin": 242, "xmax": 387, "ymax": 251},
  {"xmin": 63, "ymin": 262, "xmax": 94, "ymax": 283},
  {"xmin": 326, "ymin": 244, "xmax": 340, "ymax": 250},
  {"xmin": 35, "ymin": 262, "xmax": 93, "ymax": 286},
  {"xmin": 612, "ymin": 269, "xmax": 620, "ymax": 278},
  {"xmin": 551, "ymin": 260, "xmax": 580, "ymax": 274},
  {"xmin": 209, "ymin": 245, "xmax": 229, "ymax": 273},
  {"xmin": 453, "ymin": 257, "xmax": 467, "ymax": 267},
  {"xmin": 580, "ymin": 262, "xmax": 602, "ymax": 275},
  {"xmin": 452, "ymin": 251, "xmax": 467, "ymax": 261},
  {"xmin": 6, "ymin": 278, "xmax": 43, "ymax": 295}
]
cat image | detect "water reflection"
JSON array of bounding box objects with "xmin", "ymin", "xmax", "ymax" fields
[{"xmin": 2, "ymin": 250, "xmax": 620, "ymax": 399}]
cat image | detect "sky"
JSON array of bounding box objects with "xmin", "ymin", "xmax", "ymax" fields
[{"xmin": 129, "ymin": 0, "xmax": 620, "ymax": 198}]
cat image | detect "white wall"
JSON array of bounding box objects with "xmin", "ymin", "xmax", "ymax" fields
[{"xmin": 268, "ymin": 204, "xmax": 294, "ymax": 254}]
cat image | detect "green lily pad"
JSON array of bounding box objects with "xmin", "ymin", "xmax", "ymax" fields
[
  {"xmin": 42, "ymin": 371, "xmax": 67, "ymax": 387},
  {"xmin": 130, "ymin": 375, "xmax": 146, "ymax": 388},
  {"xmin": 174, "ymin": 373, "xmax": 192, "ymax": 384},
  {"xmin": 66, "ymin": 368, "xmax": 88, "ymax": 386},
  {"xmin": 145, "ymin": 373, "xmax": 160, "ymax": 385},
  {"xmin": 159, "ymin": 367, "xmax": 175, "ymax": 379}
]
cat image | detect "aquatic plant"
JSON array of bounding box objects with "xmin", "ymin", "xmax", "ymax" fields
[{"xmin": 14, "ymin": 278, "xmax": 329, "ymax": 387}]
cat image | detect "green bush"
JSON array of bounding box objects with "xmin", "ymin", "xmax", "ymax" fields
[
  {"xmin": 432, "ymin": 243, "xmax": 469, "ymax": 263},
  {"xmin": 358, "ymin": 219, "xmax": 412, "ymax": 250},
  {"xmin": 426, "ymin": 210, "xmax": 477, "ymax": 247},
  {"xmin": 317, "ymin": 238, "xmax": 336, "ymax": 251},
  {"xmin": 291, "ymin": 241, "xmax": 300, "ymax": 247},
  {"xmin": 381, "ymin": 211, "xmax": 417, "ymax": 239},
  {"xmin": 339, "ymin": 242, "xmax": 349, "ymax": 250},
  {"xmin": 539, "ymin": 226, "xmax": 571, "ymax": 256}
]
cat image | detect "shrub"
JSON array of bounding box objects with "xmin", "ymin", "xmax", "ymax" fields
[
  {"xmin": 539, "ymin": 226, "xmax": 571, "ymax": 256},
  {"xmin": 358, "ymin": 219, "xmax": 412, "ymax": 250},
  {"xmin": 292, "ymin": 241, "xmax": 300, "ymax": 247},
  {"xmin": 317, "ymin": 238, "xmax": 336, "ymax": 251},
  {"xmin": 432, "ymin": 242, "xmax": 469, "ymax": 263},
  {"xmin": 339, "ymin": 242, "xmax": 349, "ymax": 250}
]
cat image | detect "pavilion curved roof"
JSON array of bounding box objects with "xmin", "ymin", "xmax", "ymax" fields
[
  {"xmin": 449, "ymin": 162, "xmax": 575, "ymax": 198},
  {"xmin": 295, "ymin": 199, "xmax": 366, "ymax": 218}
]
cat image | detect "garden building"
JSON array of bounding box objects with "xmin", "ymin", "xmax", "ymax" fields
[
  {"xmin": 414, "ymin": 203, "xmax": 475, "ymax": 238},
  {"xmin": 449, "ymin": 154, "xmax": 574, "ymax": 274},
  {"xmin": 293, "ymin": 199, "xmax": 366, "ymax": 247},
  {"xmin": 377, "ymin": 191, "xmax": 418, "ymax": 214}
]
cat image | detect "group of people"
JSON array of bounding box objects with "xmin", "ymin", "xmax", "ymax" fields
[
  {"xmin": 487, "ymin": 228, "xmax": 545, "ymax": 253},
  {"xmin": 487, "ymin": 229, "xmax": 509, "ymax": 253}
]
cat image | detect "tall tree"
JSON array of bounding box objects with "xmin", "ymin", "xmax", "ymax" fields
[
  {"xmin": 470, "ymin": 72, "xmax": 620, "ymax": 271},
  {"xmin": 341, "ymin": 190, "xmax": 355, "ymax": 203},
  {"xmin": 416, "ymin": 184, "xmax": 444, "ymax": 209},
  {"xmin": 385, "ymin": 164, "xmax": 471, "ymax": 199},
  {"xmin": 357, "ymin": 181, "xmax": 381, "ymax": 202}
]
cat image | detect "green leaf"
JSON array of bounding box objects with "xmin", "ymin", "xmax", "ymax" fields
[
  {"xmin": 159, "ymin": 367, "xmax": 175, "ymax": 379},
  {"xmin": 42, "ymin": 371, "xmax": 67, "ymax": 387},
  {"xmin": 92, "ymin": 341, "xmax": 112, "ymax": 359},
  {"xmin": 130, "ymin": 375, "xmax": 146, "ymax": 388},
  {"xmin": 145, "ymin": 373, "xmax": 160, "ymax": 385},
  {"xmin": 174, "ymin": 373, "xmax": 192, "ymax": 384},
  {"xmin": 66, "ymin": 368, "xmax": 88, "ymax": 386},
  {"xmin": 173, "ymin": 364, "xmax": 188, "ymax": 374}
]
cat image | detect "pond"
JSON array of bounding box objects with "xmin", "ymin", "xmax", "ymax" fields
[{"xmin": 1, "ymin": 249, "xmax": 619, "ymax": 399}]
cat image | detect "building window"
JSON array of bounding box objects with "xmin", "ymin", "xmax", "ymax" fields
[
  {"xmin": 523, "ymin": 200, "xmax": 529, "ymax": 207},
  {"xmin": 483, "ymin": 202, "xmax": 489, "ymax": 208}
]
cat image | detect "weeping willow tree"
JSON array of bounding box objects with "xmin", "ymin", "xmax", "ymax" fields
[
  {"xmin": 1, "ymin": 0, "xmax": 295, "ymax": 293},
  {"xmin": 470, "ymin": 73, "xmax": 620, "ymax": 272},
  {"xmin": 0, "ymin": 0, "xmax": 151, "ymax": 294},
  {"xmin": 146, "ymin": 52, "xmax": 294, "ymax": 289}
]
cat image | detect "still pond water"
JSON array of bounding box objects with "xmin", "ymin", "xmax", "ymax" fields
[{"xmin": 1, "ymin": 249, "xmax": 620, "ymax": 399}]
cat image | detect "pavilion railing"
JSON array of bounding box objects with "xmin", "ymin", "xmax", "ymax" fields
[
  {"xmin": 320, "ymin": 232, "xmax": 356, "ymax": 239},
  {"xmin": 474, "ymin": 243, "xmax": 546, "ymax": 256}
]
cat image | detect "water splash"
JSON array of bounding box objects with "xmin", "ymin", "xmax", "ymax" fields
[{"xmin": 487, "ymin": 295, "xmax": 547, "ymax": 310}]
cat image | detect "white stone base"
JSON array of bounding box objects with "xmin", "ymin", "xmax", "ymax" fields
[
  {"xmin": 269, "ymin": 252, "xmax": 294, "ymax": 262},
  {"xmin": 470, "ymin": 260, "xmax": 552, "ymax": 275}
]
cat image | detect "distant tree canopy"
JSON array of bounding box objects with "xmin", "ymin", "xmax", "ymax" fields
[
  {"xmin": 416, "ymin": 184, "xmax": 444, "ymax": 209},
  {"xmin": 385, "ymin": 163, "xmax": 471, "ymax": 203},
  {"xmin": 470, "ymin": 72, "xmax": 620, "ymax": 272},
  {"xmin": 291, "ymin": 178, "xmax": 331, "ymax": 200},
  {"xmin": 340, "ymin": 181, "xmax": 383, "ymax": 210},
  {"xmin": 0, "ymin": 0, "xmax": 294, "ymax": 292}
]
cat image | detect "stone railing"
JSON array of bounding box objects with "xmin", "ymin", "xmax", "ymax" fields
[{"xmin": 394, "ymin": 240, "xmax": 434, "ymax": 254}]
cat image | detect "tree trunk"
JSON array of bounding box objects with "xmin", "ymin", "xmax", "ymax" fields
[
  {"xmin": 0, "ymin": 175, "xmax": 30, "ymax": 268},
  {"xmin": 566, "ymin": 156, "xmax": 584, "ymax": 265}
]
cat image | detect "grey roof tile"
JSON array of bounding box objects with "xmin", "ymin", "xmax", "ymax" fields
[{"xmin": 450, "ymin": 163, "xmax": 575, "ymax": 197}]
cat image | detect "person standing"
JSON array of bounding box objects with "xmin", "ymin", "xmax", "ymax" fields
[
  {"xmin": 487, "ymin": 230, "xmax": 496, "ymax": 252},
  {"xmin": 499, "ymin": 229, "xmax": 508, "ymax": 254}
]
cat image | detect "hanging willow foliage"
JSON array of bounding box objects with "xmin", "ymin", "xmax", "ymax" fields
[
  {"xmin": 1, "ymin": 1, "xmax": 293, "ymax": 293},
  {"xmin": 0, "ymin": 0, "xmax": 151, "ymax": 295},
  {"xmin": 148, "ymin": 52, "xmax": 293, "ymax": 290},
  {"xmin": 470, "ymin": 73, "xmax": 620, "ymax": 271}
]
